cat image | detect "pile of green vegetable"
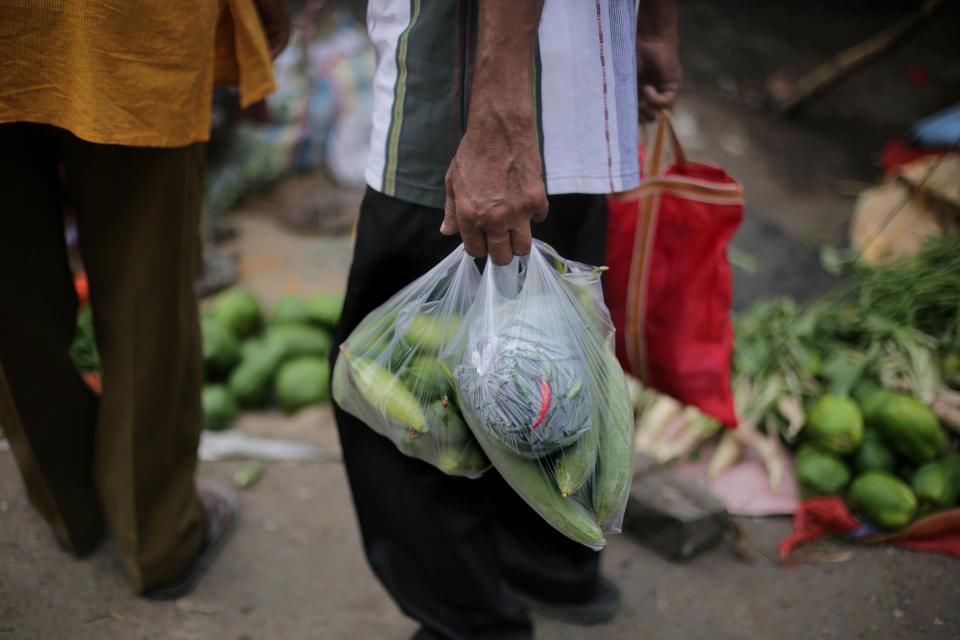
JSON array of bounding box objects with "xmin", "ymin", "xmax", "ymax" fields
[
  {"xmin": 720, "ymin": 235, "xmax": 960, "ymax": 530},
  {"xmin": 634, "ymin": 234, "xmax": 960, "ymax": 532},
  {"xmin": 202, "ymin": 288, "xmax": 343, "ymax": 430},
  {"xmin": 797, "ymin": 388, "xmax": 959, "ymax": 529}
]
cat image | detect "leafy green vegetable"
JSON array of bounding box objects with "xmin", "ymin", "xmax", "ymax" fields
[
  {"xmin": 69, "ymin": 306, "xmax": 100, "ymax": 373},
  {"xmin": 855, "ymin": 234, "xmax": 960, "ymax": 341}
]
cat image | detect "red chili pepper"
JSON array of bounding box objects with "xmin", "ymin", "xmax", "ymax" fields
[{"xmin": 531, "ymin": 378, "xmax": 551, "ymax": 429}]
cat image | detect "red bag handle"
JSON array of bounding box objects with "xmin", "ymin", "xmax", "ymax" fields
[{"xmin": 642, "ymin": 113, "xmax": 686, "ymax": 179}]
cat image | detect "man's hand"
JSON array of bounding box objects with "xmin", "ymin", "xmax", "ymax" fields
[
  {"xmin": 441, "ymin": 112, "xmax": 548, "ymax": 266},
  {"xmin": 637, "ymin": 39, "xmax": 681, "ymax": 122},
  {"xmin": 254, "ymin": 0, "xmax": 291, "ymax": 59},
  {"xmin": 440, "ymin": 0, "xmax": 547, "ymax": 266},
  {"xmin": 636, "ymin": 0, "xmax": 681, "ymax": 122}
]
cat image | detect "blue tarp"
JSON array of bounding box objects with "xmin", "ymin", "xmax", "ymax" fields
[{"xmin": 908, "ymin": 104, "xmax": 960, "ymax": 148}]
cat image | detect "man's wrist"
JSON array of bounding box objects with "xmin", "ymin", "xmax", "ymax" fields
[{"xmin": 636, "ymin": 0, "xmax": 678, "ymax": 40}]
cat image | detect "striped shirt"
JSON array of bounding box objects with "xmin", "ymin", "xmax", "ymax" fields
[{"xmin": 365, "ymin": 0, "xmax": 640, "ymax": 209}]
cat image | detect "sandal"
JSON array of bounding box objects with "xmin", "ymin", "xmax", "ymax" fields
[{"xmin": 143, "ymin": 481, "xmax": 238, "ymax": 600}]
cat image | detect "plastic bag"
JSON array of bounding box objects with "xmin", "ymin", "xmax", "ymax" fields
[
  {"xmin": 446, "ymin": 241, "xmax": 635, "ymax": 549},
  {"xmin": 332, "ymin": 246, "xmax": 491, "ymax": 478}
]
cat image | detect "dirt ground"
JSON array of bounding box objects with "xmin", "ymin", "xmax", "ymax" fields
[{"xmin": 4, "ymin": 2, "xmax": 960, "ymax": 638}]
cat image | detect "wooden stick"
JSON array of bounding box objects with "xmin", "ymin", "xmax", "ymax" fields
[{"xmin": 776, "ymin": 0, "xmax": 944, "ymax": 117}]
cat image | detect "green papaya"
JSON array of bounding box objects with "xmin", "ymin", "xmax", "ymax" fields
[
  {"xmin": 212, "ymin": 287, "xmax": 262, "ymax": 338},
  {"xmin": 469, "ymin": 419, "xmax": 606, "ymax": 548},
  {"xmin": 344, "ymin": 310, "xmax": 396, "ymax": 354},
  {"xmin": 806, "ymin": 394, "xmax": 863, "ymax": 455},
  {"xmin": 400, "ymin": 356, "xmax": 451, "ymax": 401},
  {"xmin": 275, "ymin": 357, "xmax": 331, "ymax": 413},
  {"xmin": 591, "ymin": 352, "xmax": 635, "ymax": 527},
  {"xmin": 305, "ymin": 293, "xmax": 344, "ymax": 330},
  {"xmin": 266, "ymin": 324, "xmax": 333, "ymax": 361},
  {"xmin": 270, "ymin": 296, "xmax": 312, "ymax": 326},
  {"xmin": 851, "ymin": 431, "xmax": 896, "ymax": 474},
  {"xmin": 871, "ymin": 392, "xmax": 947, "ymax": 464},
  {"xmin": 858, "ymin": 388, "xmax": 894, "ymax": 427},
  {"xmin": 201, "ymin": 317, "xmax": 241, "ymax": 380},
  {"xmin": 794, "ymin": 446, "xmax": 850, "ymax": 495},
  {"xmin": 388, "ymin": 340, "xmax": 419, "ymax": 373},
  {"xmin": 555, "ymin": 428, "xmax": 598, "ymax": 498},
  {"xmin": 912, "ymin": 462, "xmax": 957, "ymax": 510},
  {"xmin": 848, "ymin": 471, "xmax": 917, "ymax": 530},
  {"xmin": 344, "ymin": 356, "xmax": 426, "ymax": 433},
  {"xmin": 241, "ymin": 338, "xmax": 265, "ymax": 359},
  {"xmin": 202, "ymin": 385, "xmax": 237, "ymax": 431},
  {"xmin": 425, "ymin": 398, "xmax": 469, "ymax": 444},
  {"xmin": 435, "ymin": 445, "xmax": 490, "ymax": 477},
  {"xmin": 944, "ymin": 454, "xmax": 960, "ymax": 498},
  {"xmin": 395, "ymin": 428, "xmax": 433, "ymax": 459},
  {"xmin": 402, "ymin": 313, "xmax": 461, "ymax": 353},
  {"xmin": 228, "ymin": 341, "xmax": 285, "ymax": 407}
]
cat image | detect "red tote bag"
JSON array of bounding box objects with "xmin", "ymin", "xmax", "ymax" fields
[{"xmin": 605, "ymin": 113, "xmax": 743, "ymax": 427}]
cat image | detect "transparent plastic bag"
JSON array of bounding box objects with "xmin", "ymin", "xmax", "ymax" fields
[
  {"xmin": 332, "ymin": 246, "xmax": 491, "ymax": 478},
  {"xmin": 445, "ymin": 240, "xmax": 635, "ymax": 549}
]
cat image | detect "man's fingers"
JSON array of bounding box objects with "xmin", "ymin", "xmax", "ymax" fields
[
  {"xmin": 441, "ymin": 182, "xmax": 459, "ymax": 236},
  {"xmin": 639, "ymin": 103, "xmax": 659, "ymax": 123},
  {"xmin": 531, "ymin": 199, "xmax": 549, "ymax": 223},
  {"xmin": 642, "ymin": 84, "xmax": 678, "ymax": 109},
  {"xmin": 460, "ymin": 220, "xmax": 487, "ymax": 258},
  {"xmin": 510, "ymin": 223, "xmax": 533, "ymax": 257},
  {"xmin": 486, "ymin": 232, "xmax": 513, "ymax": 266}
]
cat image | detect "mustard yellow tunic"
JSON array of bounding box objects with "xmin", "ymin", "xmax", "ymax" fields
[{"xmin": 0, "ymin": 0, "xmax": 276, "ymax": 147}]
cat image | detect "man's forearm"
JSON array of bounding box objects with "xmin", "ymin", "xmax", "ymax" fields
[
  {"xmin": 636, "ymin": 0, "xmax": 678, "ymax": 40},
  {"xmin": 468, "ymin": 0, "xmax": 545, "ymax": 131}
]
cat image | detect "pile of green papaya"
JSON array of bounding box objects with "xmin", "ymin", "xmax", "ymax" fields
[
  {"xmin": 795, "ymin": 385, "xmax": 959, "ymax": 530},
  {"xmin": 201, "ymin": 287, "xmax": 344, "ymax": 431},
  {"xmin": 332, "ymin": 309, "xmax": 491, "ymax": 479}
]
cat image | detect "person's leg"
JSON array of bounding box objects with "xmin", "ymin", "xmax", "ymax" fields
[
  {"xmin": 333, "ymin": 188, "xmax": 533, "ymax": 640},
  {"xmin": 0, "ymin": 123, "xmax": 105, "ymax": 556},
  {"xmin": 61, "ymin": 135, "xmax": 208, "ymax": 593}
]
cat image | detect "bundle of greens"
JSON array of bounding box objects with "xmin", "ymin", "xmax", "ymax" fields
[
  {"xmin": 855, "ymin": 234, "xmax": 960, "ymax": 341},
  {"xmin": 454, "ymin": 314, "xmax": 592, "ymax": 459}
]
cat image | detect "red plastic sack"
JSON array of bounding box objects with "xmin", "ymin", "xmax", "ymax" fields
[
  {"xmin": 780, "ymin": 497, "xmax": 960, "ymax": 560},
  {"xmin": 605, "ymin": 114, "xmax": 742, "ymax": 427}
]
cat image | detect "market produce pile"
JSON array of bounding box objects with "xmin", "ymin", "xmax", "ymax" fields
[
  {"xmin": 69, "ymin": 287, "xmax": 344, "ymax": 430},
  {"xmin": 334, "ymin": 242, "xmax": 635, "ymax": 549},
  {"xmin": 635, "ymin": 234, "xmax": 960, "ymax": 531}
]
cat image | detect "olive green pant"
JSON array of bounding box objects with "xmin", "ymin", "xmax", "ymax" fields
[{"xmin": 0, "ymin": 123, "xmax": 205, "ymax": 593}]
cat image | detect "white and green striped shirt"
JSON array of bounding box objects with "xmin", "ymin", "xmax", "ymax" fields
[{"xmin": 365, "ymin": 0, "xmax": 641, "ymax": 209}]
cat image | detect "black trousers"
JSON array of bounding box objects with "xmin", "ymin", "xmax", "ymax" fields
[{"xmin": 332, "ymin": 188, "xmax": 608, "ymax": 640}]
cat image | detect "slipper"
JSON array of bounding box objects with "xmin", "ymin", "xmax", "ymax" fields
[{"xmin": 143, "ymin": 481, "xmax": 238, "ymax": 600}]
